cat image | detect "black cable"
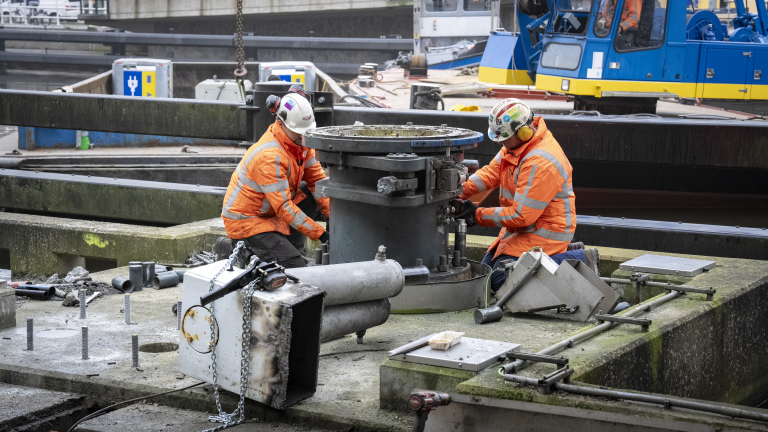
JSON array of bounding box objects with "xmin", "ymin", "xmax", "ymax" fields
[{"xmin": 67, "ymin": 381, "xmax": 205, "ymax": 432}]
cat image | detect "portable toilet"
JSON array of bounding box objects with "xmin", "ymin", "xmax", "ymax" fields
[
  {"xmin": 112, "ymin": 59, "xmax": 173, "ymax": 98},
  {"xmin": 258, "ymin": 61, "xmax": 315, "ymax": 91}
]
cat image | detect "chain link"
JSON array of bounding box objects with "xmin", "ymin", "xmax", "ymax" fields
[
  {"xmin": 234, "ymin": 0, "xmax": 246, "ymax": 76},
  {"xmin": 202, "ymin": 241, "xmax": 256, "ymax": 432}
]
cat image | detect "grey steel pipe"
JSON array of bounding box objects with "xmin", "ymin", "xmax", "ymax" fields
[
  {"xmin": 79, "ymin": 289, "xmax": 86, "ymax": 319},
  {"xmin": 455, "ymin": 219, "xmax": 467, "ymax": 259},
  {"xmin": 14, "ymin": 289, "xmax": 51, "ymax": 299},
  {"xmin": 132, "ymin": 334, "xmax": 139, "ymax": 367},
  {"xmin": 153, "ymin": 271, "xmax": 180, "ymax": 289},
  {"xmin": 174, "ymin": 269, "xmax": 187, "ymax": 282},
  {"xmin": 124, "ymin": 294, "xmax": 131, "ymax": 325},
  {"xmin": 315, "ymin": 248, "xmax": 323, "ymax": 265},
  {"xmin": 26, "ymin": 318, "xmax": 32, "ymax": 351},
  {"xmin": 129, "ymin": 265, "xmax": 143, "ymax": 292},
  {"xmin": 320, "ymin": 299, "xmax": 390, "ymax": 342},
  {"xmin": 177, "ymin": 301, "xmax": 182, "ymax": 330},
  {"xmin": 111, "ymin": 276, "xmax": 134, "ymax": 293},
  {"xmin": 556, "ymin": 383, "xmax": 768, "ymax": 423},
  {"xmin": 286, "ymin": 259, "xmax": 405, "ymax": 306},
  {"xmin": 81, "ymin": 326, "xmax": 88, "ymax": 360},
  {"xmin": 403, "ymin": 265, "xmax": 430, "ymax": 286},
  {"xmin": 452, "ymin": 250, "xmax": 461, "ymax": 267},
  {"xmin": 142, "ymin": 262, "xmax": 155, "ymax": 288},
  {"xmin": 322, "ymin": 253, "xmax": 330, "ymax": 265},
  {"xmin": 503, "ymin": 290, "xmax": 682, "ymax": 373}
]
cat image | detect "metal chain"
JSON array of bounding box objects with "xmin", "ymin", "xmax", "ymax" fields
[
  {"xmin": 203, "ymin": 241, "xmax": 257, "ymax": 432},
  {"xmin": 234, "ymin": 0, "xmax": 246, "ymax": 76}
]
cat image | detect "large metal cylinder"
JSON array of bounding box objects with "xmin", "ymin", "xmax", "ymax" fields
[
  {"xmin": 304, "ymin": 125, "xmax": 483, "ymax": 270},
  {"xmin": 320, "ymin": 299, "xmax": 390, "ymax": 342},
  {"xmin": 285, "ymin": 259, "xmax": 405, "ymax": 306}
]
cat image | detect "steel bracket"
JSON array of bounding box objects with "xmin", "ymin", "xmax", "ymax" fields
[{"xmin": 595, "ymin": 314, "xmax": 652, "ymax": 332}]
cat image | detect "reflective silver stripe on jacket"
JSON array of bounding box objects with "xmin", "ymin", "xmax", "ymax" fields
[
  {"xmin": 469, "ymin": 173, "xmax": 487, "ymax": 192},
  {"xmin": 481, "ymin": 207, "xmax": 521, "ymax": 228},
  {"xmin": 221, "ymin": 140, "xmax": 281, "ymax": 219},
  {"xmin": 304, "ymin": 156, "xmax": 318, "ymax": 167},
  {"xmin": 533, "ymin": 227, "xmax": 574, "ymax": 242}
]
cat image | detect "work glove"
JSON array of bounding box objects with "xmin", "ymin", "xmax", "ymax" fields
[
  {"xmin": 319, "ymin": 231, "xmax": 330, "ymax": 245},
  {"xmin": 454, "ymin": 199, "xmax": 478, "ymax": 228}
]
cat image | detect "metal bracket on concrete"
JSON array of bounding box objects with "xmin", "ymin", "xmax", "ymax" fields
[
  {"xmin": 658, "ymin": 284, "xmax": 716, "ymax": 301},
  {"xmin": 594, "ymin": 314, "xmax": 652, "ymax": 332},
  {"xmin": 504, "ymin": 351, "xmax": 569, "ymax": 375}
]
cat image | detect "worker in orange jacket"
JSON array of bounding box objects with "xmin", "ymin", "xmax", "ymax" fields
[
  {"xmin": 454, "ymin": 98, "xmax": 598, "ymax": 292},
  {"xmin": 219, "ymin": 89, "xmax": 329, "ymax": 268},
  {"xmin": 597, "ymin": 0, "xmax": 641, "ymax": 43}
]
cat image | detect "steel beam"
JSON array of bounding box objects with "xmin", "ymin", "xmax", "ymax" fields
[
  {"xmin": 0, "ymin": 90, "xmax": 248, "ymax": 141},
  {"xmin": 468, "ymin": 216, "xmax": 768, "ymax": 260},
  {"xmin": 334, "ymin": 107, "xmax": 768, "ymax": 194},
  {"xmin": 0, "ymin": 29, "xmax": 412, "ymax": 51}
]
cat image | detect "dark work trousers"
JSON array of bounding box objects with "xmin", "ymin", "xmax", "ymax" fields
[
  {"xmin": 239, "ymin": 182, "xmax": 325, "ymax": 269},
  {"xmin": 482, "ymin": 248, "xmax": 587, "ymax": 293}
]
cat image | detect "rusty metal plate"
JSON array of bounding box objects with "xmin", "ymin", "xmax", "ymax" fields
[{"xmin": 181, "ymin": 305, "xmax": 218, "ymax": 353}]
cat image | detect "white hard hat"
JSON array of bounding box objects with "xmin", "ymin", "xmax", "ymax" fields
[
  {"xmin": 487, "ymin": 98, "xmax": 534, "ymax": 142},
  {"xmin": 276, "ymin": 94, "xmax": 316, "ymax": 135}
]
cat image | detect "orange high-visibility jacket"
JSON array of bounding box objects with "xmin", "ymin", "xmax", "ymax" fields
[
  {"xmin": 460, "ymin": 118, "xmax": 576, "ymax": 259},
  {"xmin": 602, "ymin": 0, "xmax": 641, "ymax": 32},
  {"xmin": 221, "ymin": 122, "xmax": 330, "ymax": 241}
]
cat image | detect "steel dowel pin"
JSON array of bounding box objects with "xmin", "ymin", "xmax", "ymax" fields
[
  {"xmin": 82, "ymin": 326, "xmax": 89, "ymax": 360},
  {"xmin": 176, "ymin": 301, "xmax": 182, "ymax": 330},
  {"xmin": 132, "ymin": 334, "xmax": 139, "ymax": 367},
  {"xmin": 26, "ymin": 318, "xmax": 33, "ymax": 351},
  {"xmin": 124, "ymin": 294, "xmax": 131, "ymax": 325},
  {"xmin": 79, "ymin": 289, "xmax": 86, "ymax": 319}
]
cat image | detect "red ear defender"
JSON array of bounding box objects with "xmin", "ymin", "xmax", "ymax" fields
[{"xmin": 266, "ymin": 95, "xmax": 281, "ymax": 116}]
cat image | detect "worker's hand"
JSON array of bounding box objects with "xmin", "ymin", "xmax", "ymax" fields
[
  {"xmin": 319, "ymin": 231, "xmax": 329, "ymax": 244},
  {"xmin": 455, "ymin": 199, "xmax": 478, "ymax": 228}
]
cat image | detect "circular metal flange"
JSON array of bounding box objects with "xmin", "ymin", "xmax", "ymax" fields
[
  {"xmin": 181, "ymin": 305, "xmax": 219, "ymax": 353},
  {"xmin": 304, "ymin": 124, "xmax": 484, "ymax": 154}
]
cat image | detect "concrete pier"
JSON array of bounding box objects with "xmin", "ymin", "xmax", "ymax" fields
[{"xmin": 1, "ymin": 243, "xmax": 767, "ymax": 431}]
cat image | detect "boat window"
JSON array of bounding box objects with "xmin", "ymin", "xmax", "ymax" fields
[
  {"xmin": 613, "ymin": 0, "xmax": 667, "ymax": 51},
  {"xmin": 424, "ymin": 0, "xmax": 459, "ymax": 12},
  {"xmin": 550, "ymin": 0, "xmax": 593, "ymax": 34},
  {"xmin": 463, "ymin": 0, "xmax": 492, "ymax": 12}
]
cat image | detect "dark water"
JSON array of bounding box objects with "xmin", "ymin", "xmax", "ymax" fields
[{"xmin": 0, "ymin": 69, "xmax": 95, "ymax": 91}]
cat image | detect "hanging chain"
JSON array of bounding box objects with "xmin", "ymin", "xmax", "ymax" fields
[
  {"xmin": 233, "ymin": 0, "xmax": 247, "ymax": 101},
  {"xmin": 202, "ymin": 241, "xmax": 257, "ymax": 432}
]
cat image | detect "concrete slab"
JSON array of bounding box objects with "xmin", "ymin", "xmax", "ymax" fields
[
  {"xmin": 0, "ymin": 245, "xmax": 766, "ymax": 431},
  {"xmin": 0, "ymin": 382, "xmax": 90, "ymax": 431},
  {"xmin": 78, "ymin": 404, "xmax": 336, "ymax": 432}
]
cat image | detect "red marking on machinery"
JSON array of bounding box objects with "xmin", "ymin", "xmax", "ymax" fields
[{"xmin": 482, "ymin": 87, "xmax": 568, "ymax": 101}]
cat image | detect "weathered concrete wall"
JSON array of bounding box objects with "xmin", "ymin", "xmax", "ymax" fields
[
  {"xmin": 451, "ymin": 247, "xmax": 768, "ymax": 409},
  {"xmin": 0, "ymin": 170, "xmax": 225, "ymax": 226},
  {"xmin": 575, "ymin": 257, "xmax": 768, "ymax": 405},
  {"xmin": 0, "ymin": 212, "xmax": 221, "ymax": 275}
]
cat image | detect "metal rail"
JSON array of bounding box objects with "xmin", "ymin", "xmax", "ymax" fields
[
  {"xmin": 502, "ymin": 290, "xmax": 682, "ymax": 374},
  {"xmin": 503, "ymin": 374, "xmax": 768, "ymax": 424},
  {"xmin": 0, "ymin": 29, "xmax": 413, "ymax": 51}
]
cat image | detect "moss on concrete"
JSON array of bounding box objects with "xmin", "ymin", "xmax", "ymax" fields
[
  {"xmin": 0, "ymin": 212, "xmax": 222, "ymax": 275},
  {"xmin": 0, "ymin": 174, "xmax": 224, "ymax": 226}
]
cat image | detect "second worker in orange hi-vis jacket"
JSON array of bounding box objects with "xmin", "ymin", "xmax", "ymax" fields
[
  {"xmin": 220, "ymin": 90, "xmax": 330, "ymax": 268},
  {"xmin": 453, "ymin": 98, "xmax": 599, "ymax": 292}
]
